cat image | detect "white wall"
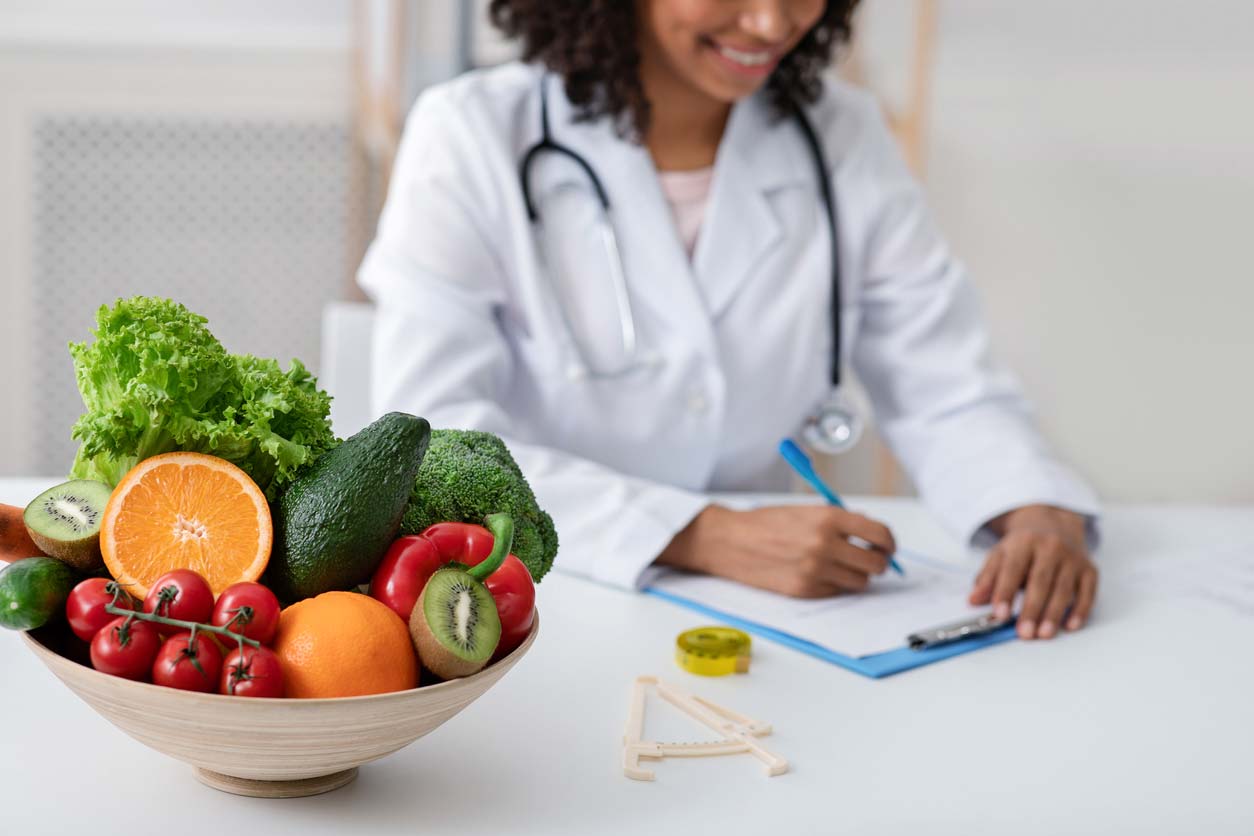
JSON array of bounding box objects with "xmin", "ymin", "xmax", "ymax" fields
[
  {"xmin": 0, "ymin": 1, "xmax": 357, "ymax": 476},
  {"xmin": 0, "ymin": 0, "xmax": 352, "ymax": 49},
  {"xmin": 912, "ymin": 0, "xmax": 1254, "ymax": 503}
]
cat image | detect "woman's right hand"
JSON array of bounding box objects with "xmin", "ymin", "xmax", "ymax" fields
[{"xmin": 656, "ymin": 505, "xmax": 896, "ymax": 598}]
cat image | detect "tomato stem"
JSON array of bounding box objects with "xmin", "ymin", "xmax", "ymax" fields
[
  {"xmin": 104, "ymin": 602, "xmax": 261, "ymax": 648},
  {"xmin": 226, "ymin": 645, "xmax": 260, "ymax": 696},
  {"xmin": 154, "ymin": 584, "xmax": 178, "ymax": 617},
  {"xmin": 183, "ymin": 624, "xmax": 208, "ymax": 678},
  {"xmin": 223, "ymin": 606, "xmax": 253, "ymax": 631}
]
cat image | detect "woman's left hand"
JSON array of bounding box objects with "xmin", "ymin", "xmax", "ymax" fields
[{"xmin": 968, "ymin": 505, "xmax": 1098, "ymax": 640}]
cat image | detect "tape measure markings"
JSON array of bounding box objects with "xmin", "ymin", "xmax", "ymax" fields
[{"xmin": 675, "ymin": 626, "xmax": 752, "ymax": 676}]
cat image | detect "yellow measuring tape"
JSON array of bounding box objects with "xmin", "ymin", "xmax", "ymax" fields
[{"xmin": 675, "ymin": 627, "xmax": 752, "ymax": 676}]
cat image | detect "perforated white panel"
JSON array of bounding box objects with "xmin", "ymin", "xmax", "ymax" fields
[{"xmin": 31, "ymin": 115, "xmax": 360, "ymax": 475}]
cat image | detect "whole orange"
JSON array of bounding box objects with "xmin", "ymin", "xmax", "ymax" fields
[{"xmin": 273, "ymin": 591, "xmax": 418, "ymax": 698}]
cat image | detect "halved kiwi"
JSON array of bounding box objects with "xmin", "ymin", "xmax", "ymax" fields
[
  {"xmin": 23, "ymin": 480, "xmax": 113, "ymax": 573},
  {"xmin": 410, "ymin": 567, "xmax": 502, "ymax": 680}
]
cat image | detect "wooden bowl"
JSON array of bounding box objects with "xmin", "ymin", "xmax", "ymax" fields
[{"xmin": 22, "ymin": 612, "xmax": 538, "ymax": 798}]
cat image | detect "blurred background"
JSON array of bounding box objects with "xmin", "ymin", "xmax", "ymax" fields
[{"xmin": 0, "ymin": 0, "xmax": 1250, "ymax": 505}]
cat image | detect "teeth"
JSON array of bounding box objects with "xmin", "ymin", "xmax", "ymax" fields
[{"xmin": 716, "ymin": 45, "xmax": 773, "ymax": 67}]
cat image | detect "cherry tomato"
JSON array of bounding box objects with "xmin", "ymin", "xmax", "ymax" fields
[
  {"xmin": 90, "ymin": 616, "xmax": 161, "ymax": 680},
  {"xmin": 211, "ymin": 582, "xmax": 280, "ymax": 645},
  {"xmin": 143, "ymin": 569, "xmax": 214, "ymax": 635},
  {"xmin": 152, "ymin": 631, "xmax": 223, "ymax": 692},
  {"xmin": 371, "ymin": 523, "xmax": 536, "ymax": 657},
  {"xmin": 220, "ymin": 645, "xmax": 285, "ymax": 698},
  {"xmin": 66, "ymin": 578, "xmax": 134, "ymax": 642}
]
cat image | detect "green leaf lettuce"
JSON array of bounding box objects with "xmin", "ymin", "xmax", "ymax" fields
[{"xmin": 68, "ymin": 296, "xmax": 336, "ymax": 499}]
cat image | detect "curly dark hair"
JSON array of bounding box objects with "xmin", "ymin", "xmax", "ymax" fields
[{"xmin": 489, "ymin": 0, "xmax": 861, "ymax": 138}]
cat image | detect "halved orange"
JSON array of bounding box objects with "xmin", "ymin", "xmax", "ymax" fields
[{"xmin": 101, "ymin": 452, "xmax": 272, "ymax": 598}]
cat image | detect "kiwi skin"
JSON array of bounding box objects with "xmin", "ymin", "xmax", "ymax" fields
[
  {"xmin": 23, "ymin": 480, "xmax": 112, "ymax": 574},
  {"xmin": 409, "ymin": 569, "xmax": 500, "ymax": 680},
  {"xmin": 25, "ymin": 524, "xmax": 102, "ymax": 574}
]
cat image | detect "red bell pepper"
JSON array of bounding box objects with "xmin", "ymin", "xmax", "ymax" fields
[{"xmin": 370, "ymin": 518, "xmax": 536, "ymax": 656}]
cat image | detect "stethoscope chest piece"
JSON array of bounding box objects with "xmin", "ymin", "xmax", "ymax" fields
[{"xmin": 801, "ymin": 390, "xmax": 864, "ymax": 455}]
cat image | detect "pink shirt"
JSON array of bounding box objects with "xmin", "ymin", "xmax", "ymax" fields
[{"xmin": 657, "ymin": 167, "xmax": 714, "ymax": 259}]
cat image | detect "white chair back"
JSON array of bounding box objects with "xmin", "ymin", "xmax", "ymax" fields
[{"xmin": 320, "ymin": 301, "xmax": 376, "ymax": 438}]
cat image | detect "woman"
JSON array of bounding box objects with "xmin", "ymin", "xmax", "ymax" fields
[{"xmin": 359, "ymin": 0, "xmax": 1100, "ymax": 640}]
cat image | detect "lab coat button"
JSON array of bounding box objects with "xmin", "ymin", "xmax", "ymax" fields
[{"xmin": 687, "ymin": 390, "xmax": 709, "ymax": 414}]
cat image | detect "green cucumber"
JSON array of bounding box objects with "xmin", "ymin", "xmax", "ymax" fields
[{"xmin": 0, "ymin": 557, "xmax": 77, "ymax": 631}]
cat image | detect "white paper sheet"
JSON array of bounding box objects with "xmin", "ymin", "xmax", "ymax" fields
[
  {"xmin": 1117, "ymin": 542, "xmax": 1254, "ymax": 619},
  {"xmin": 649, "ymin": 549, "xmax": 989, "ymax": 658}
]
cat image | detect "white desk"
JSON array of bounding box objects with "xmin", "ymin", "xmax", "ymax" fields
[{"xmin": 2, "ymin": 477, "xmax": 1252, "ymax": 835}]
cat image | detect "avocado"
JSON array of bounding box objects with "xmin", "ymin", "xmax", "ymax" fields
[{"xmin": 265, "ymin": 412, "xmax": 431, "ymax": 603}]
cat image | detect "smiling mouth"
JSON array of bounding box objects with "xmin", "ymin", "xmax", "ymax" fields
[{"xmin": 713, "ymin": 43, "xmax": 777, "ymax": 67}]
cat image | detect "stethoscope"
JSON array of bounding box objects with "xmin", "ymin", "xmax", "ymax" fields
[{"xmin": 518, "ymin": 76, "xmax": 863, "ymax": 456}]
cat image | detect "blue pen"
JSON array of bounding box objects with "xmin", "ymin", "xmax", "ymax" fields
[{"xmin": 778, "ymin": 438, "xmax": 905, "ymax": 576}]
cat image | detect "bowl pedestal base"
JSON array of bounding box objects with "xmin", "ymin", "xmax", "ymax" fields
[{"xmin": 194, "ymin": 767, "xmax": 358, "ymax": 798}]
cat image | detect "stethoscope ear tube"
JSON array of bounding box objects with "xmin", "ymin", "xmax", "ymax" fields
[{"xmin": 520, "ymin": 77, "xmax": 613, "ymax": 221}]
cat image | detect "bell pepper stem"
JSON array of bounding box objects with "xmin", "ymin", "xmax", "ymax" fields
[{"xmin": 469, "ymin": 513, "xmax": 514, "ymax": 582}]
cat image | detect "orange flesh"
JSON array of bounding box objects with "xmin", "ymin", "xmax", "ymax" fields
[{"xmin": 102, "ymin": 453, "xmax": 271, "ymax": 598}]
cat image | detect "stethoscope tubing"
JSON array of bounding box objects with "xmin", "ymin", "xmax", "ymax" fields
[
  {"xmin": 519, "ymin": 79, "xmax": 612, "ymax": 220},
  {"xmin": 518, "ymin": 74, "xmax": 842, "ymax": 389}
]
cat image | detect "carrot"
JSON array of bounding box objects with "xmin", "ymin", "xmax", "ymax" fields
[{"xmin": 0, "ymin": 503, "xmax": 46, "ymax": 563}]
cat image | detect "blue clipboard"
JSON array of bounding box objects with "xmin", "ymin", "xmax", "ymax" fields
[{"xmin": 645, "ymin": 587, "xmax": 1019, "ymax": 679}]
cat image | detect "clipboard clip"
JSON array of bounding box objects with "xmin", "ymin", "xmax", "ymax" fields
[{"xmin": 908, "ymin": 612, "xmax": 1012, "ymax": 651}]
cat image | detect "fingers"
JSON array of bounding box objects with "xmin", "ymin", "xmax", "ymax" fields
[
  {"xmin": 1067, "ymin": 566, "xmax": 1099, "ymax": 631},
  {"xmin": 776, "ymin": 559, "xmax": 852, "ymax": 598},
  {"xmin": 988, "ymin": 534, "xmax": 1094, "ymax": 640},
  {"xmin": 833, "ymin": 511, "xmax": 897, "ymax": 555},
  {"xmin": 990, "ymin": 536, "xmax": 1033, "ymax": 621},
  {"xmin": 744, "ymin": 506, "xmax": 892, "ymax": 598},
  {"xmin": 813, "ymin": 558, "xmax": 873, "ymax": 594},
  {"xmin": 779, "ymin": 579, "xmax": 842, "ymax": 599},
  {"xmin": 790, "ymin": 547, "xmax": 872, "ymax": 595},
  {"xmin": 1037, "ymin": 565, "xmax": 1079, "ymax": 639},
  {"xmin": 831, "ymin": 539, "xmax": 889, "ymax": 576},
  {"xmin": 1016, "ymin": 540, "xmax": 1062, "ymax": 639},
  {"xmin": 810, "ymin": 509, "xmax": 892, "ymax": 577},
  {"xmin": 968, "ymin": 548, "xmax": 1002, "ymax": 605}
]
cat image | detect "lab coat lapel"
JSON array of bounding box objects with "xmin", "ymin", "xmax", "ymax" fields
[{"xmin": 693, "ymin": 93, "xmax": 809, "ymax": 319}]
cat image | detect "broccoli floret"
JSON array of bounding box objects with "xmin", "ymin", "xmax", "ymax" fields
[{"xmin": 401, "ymin": 429, "xmax": 558, "ymax": 582}]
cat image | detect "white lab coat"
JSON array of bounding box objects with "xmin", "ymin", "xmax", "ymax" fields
[{"xmin": 359, "ymin": 61, "xmax": 1099, "ymax": 589}]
